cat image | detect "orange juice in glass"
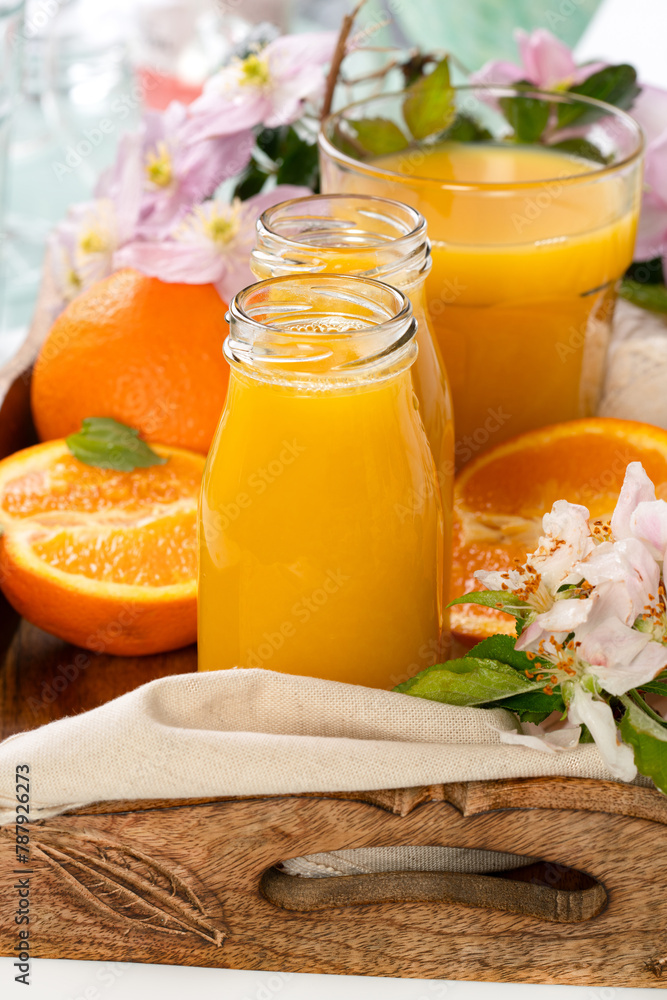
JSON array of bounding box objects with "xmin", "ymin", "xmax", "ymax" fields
[
  {"xmin": 198, "ymin": 274, "xmax": 444, "ymax": 688},
  {"xmin": 251, "ymin": 193, "xmax": 454, "ymax": 639},
  {"xmin": 319, "ymin": 87, "xmax": 644, "ymax": 464}
]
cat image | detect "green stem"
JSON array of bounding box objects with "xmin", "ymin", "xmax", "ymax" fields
[{"xmin": 629, "ymin": 689, "xmax": 667, "ymax": 728}]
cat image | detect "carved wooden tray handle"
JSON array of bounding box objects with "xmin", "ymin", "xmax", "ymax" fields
[{"xmin": 261, "ymin": 860, "xmax": 607, "ymax": 924}]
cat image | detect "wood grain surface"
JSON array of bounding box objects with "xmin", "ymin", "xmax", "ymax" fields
[{"xmin": 0, "ymin": 792, "xmax": 666, "ymax": 986}]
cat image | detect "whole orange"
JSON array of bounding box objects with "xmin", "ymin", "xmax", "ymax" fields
[{"xmin": 31, "ymin": 269, "xmax": 230, "ymax": 454}]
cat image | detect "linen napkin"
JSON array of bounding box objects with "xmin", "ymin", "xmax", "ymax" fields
[{"xmin": 0, "ymin": 668, "xmax": 630, "ymax": 824}]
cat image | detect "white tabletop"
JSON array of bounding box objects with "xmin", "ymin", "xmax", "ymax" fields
[{"xmin": 0, "ymin": 958, "xmax": 660, "ymax": 999}]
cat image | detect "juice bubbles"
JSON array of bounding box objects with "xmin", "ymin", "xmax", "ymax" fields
[
  {"xmin": 319, "ymin": 88, "xmax": 644, "ymax": 462},
  {"xmin": 251, "ymin": 193, "xmax": 454, "ymax": 644},
  {"xmin": 198, "ymin": 275, "xmax": 444, "ymax": 688}
]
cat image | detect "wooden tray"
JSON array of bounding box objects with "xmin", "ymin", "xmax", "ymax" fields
[{"xmin": 1, "ymin": 304, "xmax": 666, "ymax": 988}]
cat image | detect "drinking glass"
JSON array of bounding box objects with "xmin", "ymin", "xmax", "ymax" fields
[{"xmin": 319, "ymin": 87, "xmax": 644, "ymax": 464}]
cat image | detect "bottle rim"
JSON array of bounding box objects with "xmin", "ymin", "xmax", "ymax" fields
[
  {"xmin": 252, "ymin": 193, "xmax": 431, "ymax": 288},
  {"xmin": 225, "ymin": 272, "xmax": 418, "ymax": 387}
]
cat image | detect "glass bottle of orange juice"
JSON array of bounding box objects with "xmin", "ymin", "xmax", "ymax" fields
[
  {"xmin": 251, "ymin": 193, "xmax": 454, "ymax": 636},
  {"xmin": 198, "ymin": 274, "xmax": 444, "ymax": 689}
]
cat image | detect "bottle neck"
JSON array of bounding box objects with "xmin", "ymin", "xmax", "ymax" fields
[
  {"xmin": 225, "ymin": 274, "xmax": 418, "ymax": 391},
  {"xmin": 251, "ymin": 195, "xmax": 431, "ymax": 293}
]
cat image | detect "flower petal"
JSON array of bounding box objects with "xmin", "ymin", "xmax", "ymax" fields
[
  {"xmin": 567, "ymin": 686, "xmax": 637, "ymax": 781},
  {"xmin": 515, "ymin": 597, "xmax": 594, "ymax": 653},
  {"xmin": 630, "ymin": 499, "xmax": 667, "ymax": 560},
  {"xmin": 534, "ymin": 500, "xmax": 594, "ymax": 592},
  {"xmin": 579, "ymin": 617, "xmax": 667, "ymax": 695},
  {"xmin": 469, "ymin": 59, "xmax": 525, "ymax": 86},
  {"xmin": 635, "ymin": 189, "xmax": 667, "ymax": 261},
  {"xmin": 113, "ymin": 240, "xmax": 225, "ymax": 285},
  {"xmin": 184, "ymin": 89, "xmax": 270, "ymax": 143},
  {"xmin": 610, "ymin": 462, "xmax": 656, "ymax": 540},
  {"xmin": 516, "ymin": 28, "xmax": 576, "ymax": 88},
  {"xmin": 644, "ymin": 129, "xmax": 667, "ymax": 211},
  {"xmin": 576, "ymin": 537, "xmax": 660, "ymax": 621},
  {"xmin": 474, "ymin": 568, "xmax": 524, "ymax": 591},
  {"xmin": 499, "ymin": 720, "xmax": 582, "ymax": 753},
  {"xmin": 631, "ymin": 83, "xmax": 667, "ymax": 147}
]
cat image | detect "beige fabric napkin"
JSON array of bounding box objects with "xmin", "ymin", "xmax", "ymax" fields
[{"xmin": 0, "ymin": 668, "xmax": 631, "ymax": 824}]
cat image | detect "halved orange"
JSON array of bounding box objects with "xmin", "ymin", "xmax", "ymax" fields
[
  {"xmin": 451, "ymin": 418, "xmax": 667, "ymax": 644},
  {"xmin": 0, "ymin": 440, "xmax": 204, "ymax": 655}
]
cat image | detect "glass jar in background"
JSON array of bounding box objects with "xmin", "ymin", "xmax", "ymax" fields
[
  {"xmin": 319, "ymin": 87, "xmax": 644, "ymax": 465},
  {"xmin": 0, "ymin": 0, "xmax": 24, "ymax": 359},
  {"xmin": 198, "ymin": 274, "xmax": 445, "ymax": 689},
  {"xmin": 251, "ymin": 193, "xmax": 455, "ymax": 635},
  {"xmin": 131, "ymin": 0, "xmax": 288, "ymax": 110}
]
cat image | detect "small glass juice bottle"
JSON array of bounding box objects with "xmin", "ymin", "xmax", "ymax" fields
[
  {"xmin": 251, "ymin": 194, "xmax": 454, "ymax": 651},
  {"xmin": 198, "ymin": 274, "xmax": 444, "ymax": 689}
]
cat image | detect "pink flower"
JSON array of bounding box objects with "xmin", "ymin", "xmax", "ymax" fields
[
  {"xmin": 471, "ymin": 29, "xmax": 602, "ymax": 90},
  {"xmin": 611, "ymin": 462, "xmax": 657, "ymax": 538},
  {"xmin": 49, "ymin": 132, "xmax": 144, "ymax": 306},
  {"xmin": 576, "ymin": 615, "xmax": 667, "ymax": 696},
  {"xmin": 611, "ymin": 461, "xmax": 667, "ymax": 563},
  {"xmin": 183, "ymin": 32, "xmax": 337, "ymax": 143},
  {"xmin": 97, "ymin": 102, "xmax": 254, "ymax": 241},
  {"xmin": 627, "ymin": 85, "xmax": 667, "ymax": 261},
  {"xmin": 476, "ymin": 499, "xmax": 594, "ymax": 614},
  {"xmin": 114, "ymin": 185, "xmax": 311, "ymax": 302}
]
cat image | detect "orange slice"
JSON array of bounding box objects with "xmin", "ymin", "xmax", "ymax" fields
[
  {"xmin": 0, "ymin": 440, "xmax": 205, "ymax": 655},
  {"xmin": 451, "ymin": 418, "xmax": 667, "ymax": 644}
]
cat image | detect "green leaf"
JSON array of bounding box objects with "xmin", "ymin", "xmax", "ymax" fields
[
  {"xmin": 467, "ymin": 634, "xmax": 547, "ymax": 672},
  {"xmin": 256, "ymin": 125, "xmax": 287, "ymax": 162},
  {"xmin": 625, "ymin": 258, "xmax": 664, "ymax": 285},
  {"xmin": 394, "ymin": 657, "xmax": 545, "ymax": 706},
  {"xmin": 442, "ymin": 113, "xmax": 492, "ymax": 143},
  {"xmin": 233, "ymin": 158, "xmax": 271, "ymax": 200},
  {"xmin": 447, "ymin": 590, "xmax": 531, "ymax": 619},
  {"xmin": 275, "ymin": 127, "xmax": 320, "ymax": 190},
  {"xmin": 640, "ymin": 679, "xmax": 667, "ymax": 696},
  {"xmin": 403, "ymin": 57, "xmax": 455, "ymax": 140},
  {"xmin": 619, "ymin": 278, "xmax": 667, "ymax": 313},
  {"xmin": 468, "ymin": 636, "xmax": 561, "ymax": 720},
  {"xmin": 548, "ymin": 137, "xmax": 611, "ymax": 165},
  {"xmin": 488, "ymin": 689, "xmax": 565, "ymax": 721},
  {"xmin": 346, "ymin": 117, "xmax": 409, "ymax": 156},
  {"xmin": 66, "ymin": 418, "xmax": 167, "ymax": 472},
  {"xmin": 558, "ymin": 64, "xmax": 640, "ymax": 128},
  {"xmin": 499, "ymin": 91, "xmax": 550, "ymax": 143},
  {"xmin": 620, "ymin": 696, "xmax": 667, "ymax": 793}
]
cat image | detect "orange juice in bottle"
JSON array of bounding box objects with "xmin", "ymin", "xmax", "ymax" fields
[
  {"xmin": 251, "ymin": 193, "xmax": 454, "ymax": 644},
  {"xmin": 198, "ymin": 274, "xmax": 444, "ymax": 688}
]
